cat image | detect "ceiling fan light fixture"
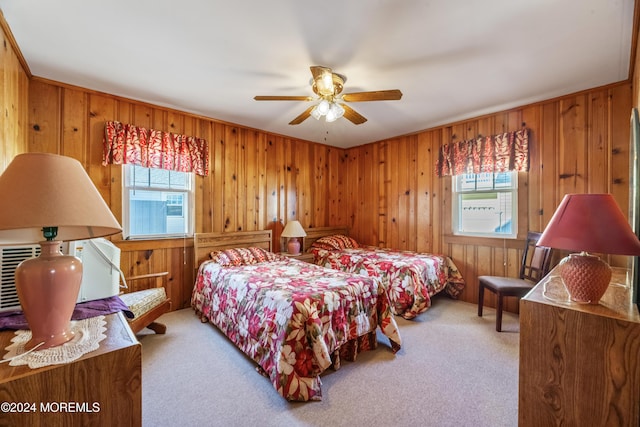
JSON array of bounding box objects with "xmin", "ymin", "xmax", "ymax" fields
[
  {"xmin": 325, "ymin": 103, "xmax": 344, "ymax": 122},
  {"xmin": 333, "ymin": 103, "xmax": 345, "ymax": 118},
  {"xmin": 317, "ymin": 99, "xmax": 331, "ymax": 115},
  {"xmin": 315, "ymin": 73, "xmax": 334, "ymax": 96},
  {"xmin": 310, "ymin": 106, "xmax": 322, "ymax": 120},
  {"xmin": 326, "ymin": 103, "xmax": 344, "ymax": 122},
  {"xmin": 255, "ymin": 65, "xmax": 400, "ymax": 126}
]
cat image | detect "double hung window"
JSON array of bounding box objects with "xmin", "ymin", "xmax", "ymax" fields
[
  {"xmin": 452, "ymin": 171, "xmax": 517, "ymax": 238},
  {"xmin": 123, "ymin": 165, "xmax": 194, "ymax": 239}
]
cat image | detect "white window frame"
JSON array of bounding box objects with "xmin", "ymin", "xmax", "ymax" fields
[
  {"xmin": 452, "ymin": 171, "xmax": 518, "ymax": 239},
  {"xmin": 122, "ymin": 165, "xmax": 195, "ymax": 239}
]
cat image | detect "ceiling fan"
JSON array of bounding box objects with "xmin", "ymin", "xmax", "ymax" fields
[{"xmin": 254, "ymin": 66, "xmax": 402, "ymax": 125}]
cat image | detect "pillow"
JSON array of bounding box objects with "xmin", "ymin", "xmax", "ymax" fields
[
  {"xmin": 209, "ymin": 247, "xmax": 277, "ymax": 266},
  {"xmin": 310, "ymin": 234, "xmax": 359, "ymax": 251}
]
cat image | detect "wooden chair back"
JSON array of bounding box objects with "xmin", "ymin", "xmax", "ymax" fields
[{"xmin": 520, "ymin": 231, "xmax": 553, "ymax": 283}]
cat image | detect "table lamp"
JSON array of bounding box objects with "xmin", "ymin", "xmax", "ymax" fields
[
  {"xmin": 0, "ymin": 153, "xmax": 122, "ymax": 350},
  {"xmin": 281, "ymin": 220, "xmax": 306, "ymax": 255},
  {"xmin": 538, "ymin": 193, "xmax": 640, "ymax": 304}
]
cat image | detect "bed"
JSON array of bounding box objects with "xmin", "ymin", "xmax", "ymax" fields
[
  {"xmin": 305, "ymin": 227, "xmax": 466, "ymax": 320},
  {"xmin": 191, "ymin": 230, "xmax": 401, "ymax": 402}
]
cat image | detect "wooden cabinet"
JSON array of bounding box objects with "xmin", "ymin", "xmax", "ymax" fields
[
  {"xmin": 519, "ymin": 267, "xmax": 640, "ymax": 426},
  {"xmin": 279, "ymin": 252, "xmax": 315, "ymax": 263},
  {"xmin": 0, "ymin": 312, "xmax": 141, "ymax": 427}
]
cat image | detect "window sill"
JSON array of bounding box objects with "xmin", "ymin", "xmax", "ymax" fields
[
  {"xmin": 444, "ymin": 234, "xmax": 524, "ymax": 249},
  {"xmin": 112, "ymin": 237, "xmax": 193, "ymax": 251}
]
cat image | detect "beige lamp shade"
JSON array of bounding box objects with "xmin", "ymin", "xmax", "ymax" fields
[
  {"xmin": 0, "ymin": 152, "xmax": 122, "ymax": 350},
  {"xmin": 281, "ymin": 220, "xmax": 307, "ymax": 238},
  {"xmin": 281, "ymin": 220, "xmax": 306, "ymax": 255},
  {"xmin": 0, "ymin": 152, "xmax": 122, "ymax": 243}
]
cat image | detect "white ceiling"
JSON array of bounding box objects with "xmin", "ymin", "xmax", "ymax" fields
[{"xmin": 0, "ymin": 0, "xmax": 635, "ymax": 149}]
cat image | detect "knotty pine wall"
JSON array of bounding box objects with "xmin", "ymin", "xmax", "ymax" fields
[
  {"xmin": 0, "ymin": 18, "xmax": 29, "ymax": 169},
  {"xmin": 345, "ymin": 83, "xmax": 633, "ymax": 314},
  {"xmin": 2, "ymin": 15, "xmax": 639, "ymax": 314},
  {"xmin": 25, "ymin": 78, "xmax": 634, "ymax": 314},
  {"xmin": 26, "ymin": 78, "xmax": 348, "ymax": 310}
]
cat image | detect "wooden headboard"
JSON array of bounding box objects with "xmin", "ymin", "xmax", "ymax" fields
[
  {"xmin": 194, "ymin": 230, "xmax": 272, "ymax": 268},
  {"xmin": 303, "ymin": 226, "xmax": 349, "ymax": 252}
]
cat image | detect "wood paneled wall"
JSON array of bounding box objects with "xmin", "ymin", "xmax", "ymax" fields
[
  {"xmin": 346, "ymin": 83, "xmax": 633, "ymax": 313},
  {"xmin": 2, "ymin": 12, "xmax": 637, "ymax": 315},
  {"xmin": 25, "ymin": 78, "xmax": 348, "ymax": 309},
  {"xmin": 15, "ymin": 76, "xmax": 639, "ymax": 314},
  {"xmin": 0, "ymin": 18, "xmax": 29, "ymax": 167}
]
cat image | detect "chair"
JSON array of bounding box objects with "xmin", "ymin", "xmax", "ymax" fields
[
  {"xmin": 119, "ymin": 272, "xmax": 171, "ymax": 335},
  {"xmin": 477, "ymin": 231, "xmax": 552, "ymax": 332}
]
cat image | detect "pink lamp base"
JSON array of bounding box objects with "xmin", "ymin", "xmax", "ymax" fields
[
  {"xmin": 287, "ymin": 238, "xmax": 301, "ymax": 255},
  {"xmin": 560, "ymin": 252, "xmax": 612, "ymax": 304},
  {"xmin": 15, "ymin": 241, "xmax": 83, "ymax": 350}
]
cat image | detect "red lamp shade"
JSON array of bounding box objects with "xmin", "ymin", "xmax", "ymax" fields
[{"xmin": 538, "ymin": 194, "xmax": 640, "ymax": 304}]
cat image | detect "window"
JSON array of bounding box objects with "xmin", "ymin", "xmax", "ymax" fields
[
  {"xmin": 452, "ymin": 171, "xmax": 517, "ymax": 238},
  {"xmin": 123, "ymin": 165, "xmax": 194, "ymax": 239}
]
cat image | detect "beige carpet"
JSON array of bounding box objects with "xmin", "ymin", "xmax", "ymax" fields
[{"xmin": 139, "ymin": 295, "xmax": 520, "ymax": 427}]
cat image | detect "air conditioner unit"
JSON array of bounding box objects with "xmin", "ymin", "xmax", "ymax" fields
[
  {"xmin": 65, "ymin": 238, "xmax": 122, "ymax": 303},
  {"xmin": 0, "ymin": 238, "xmax": 122, "ymax": 312},
  {"xmin": 0, "ymin": 244, "xmax": 40, "ymax": 311}
]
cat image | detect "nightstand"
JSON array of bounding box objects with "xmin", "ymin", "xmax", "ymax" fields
[
  {"xmin": 280, "ymin": 252, "xmax": 315, "ymax": 264},
  {"xmin": 0, "ymin": 312, "xmax": 141, "ymax": 427}
]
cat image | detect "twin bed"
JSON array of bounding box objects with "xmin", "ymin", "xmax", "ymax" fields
[
  {"xmin": 191, "ymin": 228, "xmax": 465, "ymax": 401},
  {"xmin": 305, "ymin": 227, "xmax": 465, "ymax": 320}
]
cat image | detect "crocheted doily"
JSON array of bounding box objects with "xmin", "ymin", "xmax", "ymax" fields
[{"xmin": 3, "ymin": 315, "xmax": 107, "ymax": 368}]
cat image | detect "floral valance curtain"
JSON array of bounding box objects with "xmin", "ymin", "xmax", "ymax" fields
[
  {"xmin": 102, "ymin": 121, "xmax": 209, "ymax": 176},
  {"xmin": 435, "ymin": 129, "xmax": 529, "ymax": 177}
]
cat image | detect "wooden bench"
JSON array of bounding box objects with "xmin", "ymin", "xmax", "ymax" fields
[{"xmin": 119, "ymin": 272, "xmax": 171, "ymax": 334}]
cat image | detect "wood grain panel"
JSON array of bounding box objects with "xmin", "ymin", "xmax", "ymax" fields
[
  {"xmin": 416, "ymin": 132, "xmax": 433, "ymax": 253},
  {"xmin": 296, "ymin": 141, "xmax": 311, "ymax": 225},
  {"xmin": 588, "ymin": 90, "xmax": 609, "ymax": 194},
  {"xmin": 521, "ymin": 106, "xmax": 542, "ymax": 232},
  {"xmin": 559, "ymin": 95, "xmax": 588, "ymax": 195},
  {"xmin": 87, "ymin": 93, "xmax": 116, "ymax": 208},
  {"xmin": 28, "ymin": 80, "xmax": 61, "ymax": 153},
  {"xmin": 540, "ymin": 102, "xmax": 559, "ymax": 225},
  {"xmin": 520, "ymin": 271, "xmax": 640, "ymax": 426},
  {"xmin": 0, "ymin": 22, "xmax": 29, "ymax": 171}
]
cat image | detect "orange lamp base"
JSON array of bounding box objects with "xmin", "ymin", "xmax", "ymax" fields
[{"xmin": 559, "ymin": 252, "xmax": 612, "ymax": 304}]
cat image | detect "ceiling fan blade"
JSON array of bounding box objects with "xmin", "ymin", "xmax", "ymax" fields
[
  {"xmin": 289, "ymin": 106, "xmax": 315, "ymax": 125},
  {"xmin": 341, "ymin": 104, "xmax": 367, "ymax": 125},
  {"xmin": 254, "ymin": 95, "xmax": 313, "ymax": 101},
  {"xmin": 341, "ymin": 89, "xmax": 403, "ymax": 102}
]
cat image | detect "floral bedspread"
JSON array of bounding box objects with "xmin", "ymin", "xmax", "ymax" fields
[
  {"xmin": 310, "ymin": 246, "xmax": 465, "ymax": 319},
  {"xmin": 191, "ymin": 256, "xmax": 401, "ymax": 402}
]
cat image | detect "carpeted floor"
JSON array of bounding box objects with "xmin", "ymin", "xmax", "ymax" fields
[{"xmin": 138, "ymin": 295, "xmax": 520, "ymax": 427}]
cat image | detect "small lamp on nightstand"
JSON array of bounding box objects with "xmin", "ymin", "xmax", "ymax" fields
[
  {"xmin": 281, "ymin": 220, "xmax": 306, "ymax": 255},
  {"xmin": 0, "ymin": 153, "xmax": 122, "ymax": 350}
]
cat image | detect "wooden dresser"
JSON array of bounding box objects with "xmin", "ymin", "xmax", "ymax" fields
[
  {"xmin": 519, "ymin": 267, "xmax": 640, "ymax": 426},
  {"xmin": 0, "ymin": 312, "xmax": 141, "ymax": 427},
  {"xmin": 279, "ymin": 252, "xmax": 315, "ymax": 263}
]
